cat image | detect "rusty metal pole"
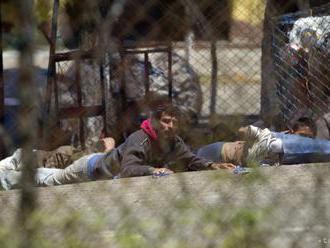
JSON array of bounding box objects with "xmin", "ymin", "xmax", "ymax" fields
[
  {"xmin": 168, "ymin": 44, "xmax": 173, "ymax": 99},
  {"xmin": 210, "ymin": 40, "xmax": 218, "ymax": 116},
  {"xmin": 15, "ymin": 0, "xmax": 38, "ymax": 247},
  {"xmin": 43, "ymin": 0, "xmax": 59, "ymax": 139},
  {"xmin": 144, "ymin": 52, "xmax": 150, "ymax": 96},
  {"xmin": 46, "ymin": 0, "xmax": 59, "ymax": 114}
]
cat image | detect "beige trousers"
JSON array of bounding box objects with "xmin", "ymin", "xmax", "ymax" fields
[{"xmin": 41, "ymin": 153, "xmax": 103, "ymax": 186}]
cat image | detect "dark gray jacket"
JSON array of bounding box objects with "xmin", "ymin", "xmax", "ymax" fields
[{"xmin": 92, "ymin": 129, "xmax": 213, "ymax": 179}]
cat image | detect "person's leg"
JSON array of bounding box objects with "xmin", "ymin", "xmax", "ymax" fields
[
  {"xmin": 246, "ymin": 127, "xmax": 330, "ymax": 164},
  {"xmin": 0, "ymin": 147, "xmax": 73, "ymax": 172},
  {"xmin": 0, "ymin": 167, "xmax": 66, "ymax": 190},
  {"xmin": 0, "ymin": 152, "xmax": 108, "ymax": 189},
  {"xmin": 41, "ymin": 153, "xmax": 104, "ymax": 186},
  {"xmin": 41, "ymin": 154, "xmax": 90, "ymax": 186},
  {"xmin": 196, "ymin": 142, "xmax": 224, "ymax": 162},
  {"xmin": 35, "ymin": 168, "xmax": 63, "ymax": 185},
  {"xmin": 0, "ymin": 148, "xmax": 23, "ymax": 171},
  {"xmin": 276, "ymin": 134, "xmax": 330, "ymax": 164},
  {"xmin": 0, "ymin": 170, "xmax": 22, "ymax": 190}
]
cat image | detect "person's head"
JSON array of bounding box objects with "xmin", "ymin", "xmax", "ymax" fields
[
  {"xmin": 149, "ymin": 97, "xmax": 181, "ymax": 140},
  {"xmin": 291, "ymin": 117, "xmax": 316, "ymax": 138}
]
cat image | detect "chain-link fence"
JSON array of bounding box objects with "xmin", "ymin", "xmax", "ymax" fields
[
  {"xmin": 272, "ymin": 3, "xmax": 330, "ymax": 128},
  {"xmin": 1, "ymin": 1, "xmax": 330, "ymax": 248},
  {"xmin": 43, "ymin": 0, "xmax": 265, "ymax": 148}
]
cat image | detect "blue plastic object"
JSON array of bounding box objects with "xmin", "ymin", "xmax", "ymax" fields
[
  {"xmin": 152, "ymin": 171, "xmax": 171, "ymax": 178},
  {"xmin": 233, "ymin": 165, "xmax": 253, "ymax": 175}
]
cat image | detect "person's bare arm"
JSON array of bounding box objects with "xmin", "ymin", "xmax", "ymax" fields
[
  {"xmin": 152, "ymin": 168, "xmax": 174, "ymax": 176},
  {"xmin": 209, "ymin": 163, "xmax": 235, "ymax": 170}
]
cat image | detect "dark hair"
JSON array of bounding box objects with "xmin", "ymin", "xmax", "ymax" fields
[
  {"xmin": 292, "ymin": 117, "xmax": 316, "ymax": 135},
  {"xmin": 149, "ymin": 96, "xmax": 181, "ymax": 120}
]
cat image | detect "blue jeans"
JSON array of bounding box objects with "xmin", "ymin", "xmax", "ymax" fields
[
  {"xmin": 196, "ymin": 142, "xmax": 224, "ymax": 162},
  {"xmin": 273, "ymin": 132, "xmax": 330, "ymax": 164}
]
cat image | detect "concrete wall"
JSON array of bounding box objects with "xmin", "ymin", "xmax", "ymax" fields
[{"xmin": 0, "ymin": 163, "xmax": 329, "ymax": 247}]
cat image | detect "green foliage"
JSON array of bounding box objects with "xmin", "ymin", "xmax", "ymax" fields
[
  {"xmin": 222, "ymin": 208, "xmax": 269, "ymax": 248},
  {"xmin": 2, "ymin": 0, "xmax": 52, "ymax": 27},
  {"xmin": 116, "ymin": 232, "xmax": 148, "ymax": 248},
  {"xmin": 2, "ymin": 0, "xmax": 53, "ymax": 48},
  {"xmin": 35, "ymin": 0, "xmax": 52, "ymax": 23},
  {"xmin": 0, "ymin": 225, "xmax": 19, "ymax": 247},
  {"xmin": 0, "ymin": 208, "xmax": 107, "ymax": 248}
]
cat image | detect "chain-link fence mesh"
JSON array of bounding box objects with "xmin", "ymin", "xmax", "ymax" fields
[
  {"xmin": 1, "ymin": 1, "xmax": 330, "ymax": 248},
  {"xmin": 46, "ymin": 0, "xmax": 265, "ymax": 148},
  {"xmin": 272, "ymin": 3, "xmax": 330, "ymax": 128}
]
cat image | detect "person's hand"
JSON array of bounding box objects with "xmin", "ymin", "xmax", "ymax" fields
[
  {"xmin": 238, "ymin": 126, "xmax": 249, "ymax": 139},
  {"xmin": 210, "ymin": 163, "xmax": 235, "ymax": 170},
  {"xmin": 152, "ymin": 168, "xmax": 174, "ymax": 177},
  {"xmin": 101, "ymin": 137, "xmax": 116, "ymax": 152}
]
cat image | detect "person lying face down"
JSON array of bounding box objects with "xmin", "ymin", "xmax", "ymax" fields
[
  {"xmin": 197, "ymin": 118, "xmax": 329, "ymax": 166},
  {"xmin": 99, "ymin": 97, "xmax": 235, "ymax": 179},
  {"xmin": 0, "ymin": 97, "xmax": 235, "ymax": 190},
  {"xmin": 288, "ymin": 117, "xmax": 316, "ymax": 138},
  {"xmin": 0, "ymin": 137, "xmax": 116, "ymax": 173}
]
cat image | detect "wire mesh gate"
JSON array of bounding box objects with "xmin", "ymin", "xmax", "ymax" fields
[
  {"xmin": 43, "ymin": 0, "xmax": 264, "ymax": 148},
  {"xmin": 272, "ymin": 3, "xmax": 330, "ymax": 128}
]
